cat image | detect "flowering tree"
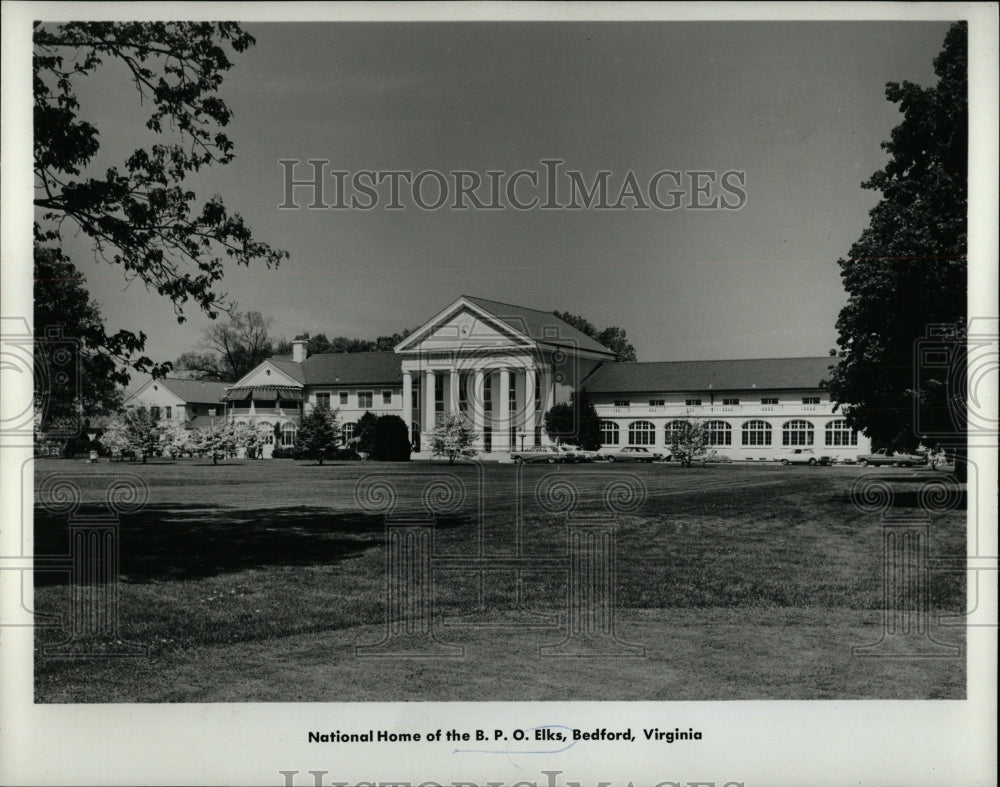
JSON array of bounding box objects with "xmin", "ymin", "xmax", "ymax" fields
[
  {"xmin": 159, "ymin": 419, "xmax": 194, "ymax": 458},
  {"xmin": 668, "ymin": 420, "xmax": 710, "ymax": 467},
  {"xmin": 431, "ymin": 414, "xmax": 479, "ymax": 464}
]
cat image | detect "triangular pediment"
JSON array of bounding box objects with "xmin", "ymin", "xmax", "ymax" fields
[
  {"xmin": 396, "ymin": 299, "xmax": 534, "ymax": 353},
  {"xmin": 232, "ymin": 361, "xmax": 302, "ymax": 389}
]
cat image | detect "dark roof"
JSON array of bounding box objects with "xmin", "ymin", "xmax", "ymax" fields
[
  {"xmin": 151, "ymin": 378, "xmax": 230, "ymax": 404},
  {"xmin": 581, "ymin": 357, "xmax": 837, "ymax": 393},
  {"xmin": 266, "ymin": 358, "xmax": 306, "ymax": 384},
  {"xmin": 301, "ymin": 351, "xmax": 402, "ymax": 385},
  {"xmin": 463, "ymin": 296, "xmax": 616, "ymax": 356}
]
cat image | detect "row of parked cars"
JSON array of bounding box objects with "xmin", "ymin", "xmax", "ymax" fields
[{"xmin": 511, "ymin": 445, "xmax": 934, "ymax": 467}]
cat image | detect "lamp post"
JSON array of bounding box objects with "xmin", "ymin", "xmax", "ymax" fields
[{"xmin": 519, "ymin": 432, "xmax": 525, "ymax": 451}]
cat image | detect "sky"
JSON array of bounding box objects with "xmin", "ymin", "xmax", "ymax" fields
[{"xmin": 45, "ymin": 19, "xmax": 956, "ymax": 375}]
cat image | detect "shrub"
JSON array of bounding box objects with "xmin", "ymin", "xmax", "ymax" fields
[{"xmin": 371, "ymin": 415, "xmax": 411, "ymax": 461}]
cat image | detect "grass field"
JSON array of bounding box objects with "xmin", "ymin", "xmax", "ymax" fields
[{"xmin": 32, "ymin": 458, "xmax": 967, "ymax": 701}]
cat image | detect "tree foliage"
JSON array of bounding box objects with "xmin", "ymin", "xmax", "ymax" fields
[
  {"xmin": 34, "ymin": 246, "xmax": 124, "ymax": 430},
  {"xmin": 295, "ymin": 405, "xmax": 340, "ymax": 464},
  {"xmin": 431, "ymin": 413, "xmax": 479, "ymax": 464},
  {"xmin": 668, "ymin": 420, "xmax": 710, "ymax": 467},
  {"xmin": 371, "ymin": 415, "xmax": 412, "ymax": 461},
  {"xmin": 355, "ymin": 411, "xmax": 379, "ymax": 457},
  {"xmin": 272, "ymin": 329, "xmax": 415, "ymax": 357},
  {"xmin": 551, "ymin": 311, "xmax": 637, "ymax": 362},
  {"xmin": 827, "ymin": 22, "xmax": 967, "ymax": 457},
  {"xmin": 176, "ymin": 310, "xmax": 274, "ymax": 381},
  {"xmin": 33, "ymin": 22, "xmax": 287, "ymax": 381},
  {"xmin": 543, "ymin": 390, "xmax": 602, "ymax": 450},
  {"xmin": 100, "ymin": 406, "xmax": 164, "ymax": 462}
]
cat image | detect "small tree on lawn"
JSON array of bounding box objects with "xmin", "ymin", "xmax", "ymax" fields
[
  {"xmin": 372, "ymin": 415, "xmax": 411, "ymax": 461},
  {"xmin": 159, "ymin": 419, "xmax": 194, "ymax": 458},
  {"xmin": 121, "ymin": 406, "xmax": 163, "ymax": 463},
  {"xmin": 543, "ymin": 391, "xmax": 601, "ymax": 450},
  {"xmin": 431, "ymin": 413, "xmax": 479, "ymax": 464},
  {"xmin": 296, "ymin": 405, "xmax": 340, "ymax": 465},
  {"xmin": 99, "ymin": 416, "xmax": 132, "ymax": 460},
  {"xmin": 669, "ymin": 420, "xmax": 710, "ymax": 467},
  {"xmin": 356, "ymin": 411, "xmax": 378, "ymax": 457},
  {"xmin": 192, "ymin": 419, "xmax": 239, "ymax": 464}
]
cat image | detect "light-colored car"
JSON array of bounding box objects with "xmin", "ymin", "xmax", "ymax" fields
[
  {"xmin": 511, "ymin": 445, "xmax": 563, "ymax": 464},
  {"xmin": 780, "ymin": 448, "xmax": 832, "ymax": 466},
  {"xmin": 556, "ymin": 445, "xmax": 599, "ymax": 462},
  {"xmin": 603, "ymin": 446, "xmax": 663, "ymax": 463}
]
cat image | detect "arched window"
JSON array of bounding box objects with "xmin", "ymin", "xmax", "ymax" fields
[
  {"xmin": 342, "ymin": 422, "xmax": 357, "ymax": 444},
  {"xmin": 664, "ymin": 420, "xmax": 688, "ymax": 447},
  {"xmin": 281, "ymin": 423, "xmax": 297, "ymax": 447},
  {"xmin": 824, "ymin": 419, "xmax": 857, "ymax": 446},
  {"xmin": 628, "ymin": 421, "xmax": 656, "ymax": 445},
  {"xmin": 782, "ymin": 420, "xmax": 814, "ymax": 446},
  {"xmin": 742, "ymin": 420, "xmax": 772, "ymax": 446},
  {"xmin": 706, "ymin": 420, "xmax": 732, "ymax": 446},
  {"xmin": 600, "ymin": 421, "xmax": 620, "ymax": 446},
  {"xmin": 259, "ymin": 421, "xmax": 274, "ymax": 445}
]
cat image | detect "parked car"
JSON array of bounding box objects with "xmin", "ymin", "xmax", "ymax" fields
[
  {"xmin": 603, "ymin": 446, "xmax": 663, "ymax": 463},
  {"xmin": 556, "ymin": 444, "xmax": 599, "ymax": 462},
  {"xmin": 856, "ymin": 448, "xmax": 927, "ymax": 467},
  {"xmin": 780, "ymin": 448, "xmax": 832, "ymax": 466},
  {"xmin": 511, "ymin": 445, "xmax": 563, "ymax": 464}
]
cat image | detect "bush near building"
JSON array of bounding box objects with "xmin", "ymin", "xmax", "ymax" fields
[{"xmin": 371, "ymin": 415, "xmax": 411, "ymax": 461}]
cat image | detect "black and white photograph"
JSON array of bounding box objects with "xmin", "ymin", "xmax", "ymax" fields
[{"xmin": 1, "ymin": 2, "xmax": 996, "ymax": 786}]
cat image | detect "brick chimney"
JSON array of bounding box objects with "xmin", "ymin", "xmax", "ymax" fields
[{"xmin": 292, "ymin": 339, "xmax": 308, "ymax": 363}]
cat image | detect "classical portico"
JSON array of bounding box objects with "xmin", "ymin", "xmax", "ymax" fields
[{"xmin": 395, "ymin": 296, "xmax": 616, "ymax": 456}]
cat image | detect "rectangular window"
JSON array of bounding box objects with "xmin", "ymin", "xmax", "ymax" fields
[
  {"xmin": 165, "ymin": 406, "xmax": 172, "ymax": 419},
  {"xmin": 411, "ymin": 388, "xmax": 419, "ymax": 409},
  {"xmin": 802, "ymin": 396, "xmax": 821, "ymax": 404},
  {"xmin": 382, "ymin": 390, "xmax": 392, "ymax": 405},
  {"xmin": 339, "ymin": 391, "xmax": 349, "ymax": 405},
  {"xmin": 722, "ymin": 398, "xmax": 740, "ymax": 406},
  {"xmin": 614, "ymin": 400, "xmax": 630, "ymax": 407},
  {"xmin": 316, "ymin": 392, "xmax": 331, "ymax": 409},
  {"xmin": 358, "ymin": 391, "xmax": 373, "ymax": 409},
  {"xmin": 434, "ymin": 375, "xmax": 444, "ymax": 412},
  {"xmin": 649, "ymin": 399, "xmax": 665, "ymax": 407},
  {"xmin": 458, "ymin": 374, "xmax": 468, "ymax": 412},
  {"xmin": 685, "ymin": 399, "xmax": 702, "ymax": 406},
  {"xmin": 534, "ymin": 375, "xmax": 541, "ymax": 409},
  {"xmin": 150, "ymin": 406, "xmax": 161, "ymax": 420},
  {"xmin": 760, "ymin": 397, "xmax": 778, "ymax": 405},
  {"xmin": 484, "ymin": 381, "xmax": 492, "ymax": 412}
]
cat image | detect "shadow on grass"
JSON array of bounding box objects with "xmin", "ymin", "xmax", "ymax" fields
[{"xmin": 34, "ymin": 504, "xmax": 465, "ymax": 585}]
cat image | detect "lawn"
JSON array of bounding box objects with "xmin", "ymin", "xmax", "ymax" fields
[{"xmin": 32, "ymin": 459, "xmax": 967, "ymax": 701}]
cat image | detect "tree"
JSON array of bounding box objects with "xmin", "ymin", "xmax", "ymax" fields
[
  {"xmin": 543, "ymin": 391, "xmax": 602, "ymax": 450},
  {"xmin": 172, "ymin": 351, "xmax": 227, "ymax": 381},
  {"xmin": 190, "ymin": 418, "xmax": 240, "ymax": 464},
  {"xmin": 34, "ymin": 246, "xmax": 124, "ymax": 431},
  {"xmin": 431, "ymin": 413, "xmax": 479, "ymax": 464},
  {"xmin": 371, "ymin": 415, "xmax": 412, "ymax": 461},
  {"xmin": 668, "ymin": 420, "xmax": 710, "ymax": 467},
  {"xmin": 355, "ymin": 411, "xmax": 378, "ymax": 457},
  {"xmin": 194, "ymin": 310, "xmax": 274, "ymax": 381},
  {"xmin": 159, "ymin": 419, "xmax": 194, "ymax": 457},
  {"xmin": 551, "ymin": 310, "xmax": 637, "ymax": 362},
  {"xmin": 295, "ymin": 405, "xmax": 340, "ymax": 465},
  {"xmin": 103, "ymin": 406, "xmax": 164, "ymax": 463},
  {"xmin": 826, "ymin": 23, "xmax": 967, "ymax": 476},
  {"xmin": 34, "ymin": 22, "xmax": 287, "ymax": 383}
]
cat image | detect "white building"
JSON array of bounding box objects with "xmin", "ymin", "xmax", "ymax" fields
[
  {"xmin": 124, "ymin": 377, "xmax": 231, "ymax": 427},
  {"xmin": 219, "ymin": 295, "xmax": 869, "ymax": 460}
]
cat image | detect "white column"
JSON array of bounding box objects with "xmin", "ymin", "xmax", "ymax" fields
[
  {"xmin": 496, "ymin": 367, "xmax": 511, "ymax": 452},
  {"xmin": 423, "ymin": 369, "xmax": 436, "ymax": 444},
  {"xmin": 401, "ymin": 371, "xmax": 412, "ymax": 437},
  {"xmin": 472, "ymin": 368, "xmax": 485, "ymax": 451},
  {"xmin": 523, "ymin": 366, "xmax": 536, "ymax": 447},
  {"xmin": 449, "ymin": 368, "xmax": 460, "ymax": 415}
]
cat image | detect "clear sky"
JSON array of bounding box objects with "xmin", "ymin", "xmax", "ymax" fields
[{"xmin": 53, "ymin": 20, "xmax": 955, "ymax": 372}]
